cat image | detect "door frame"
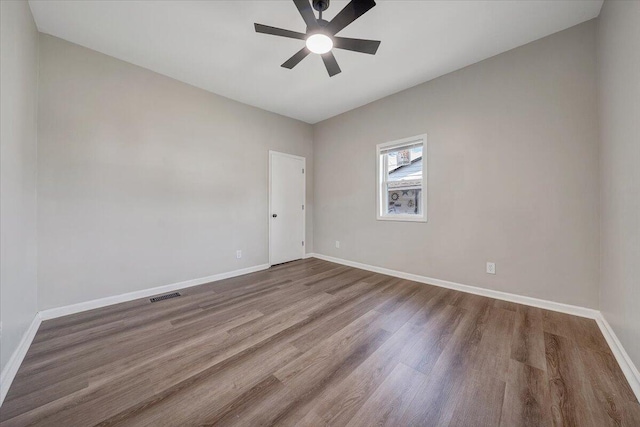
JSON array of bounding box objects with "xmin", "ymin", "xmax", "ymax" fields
[{"xmin": 268, "ymin": 150, "xmax": 306, "ymax": 266}]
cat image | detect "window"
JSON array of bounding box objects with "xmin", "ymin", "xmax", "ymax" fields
[{"xmin": 377, "ymin": 134, "xmax": 426, "ymax": 222}]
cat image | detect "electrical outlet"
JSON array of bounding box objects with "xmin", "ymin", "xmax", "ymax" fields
[
  {"xmin": 486, "ymin": 262, "xmax": 496, "ymax": 274},
  {"xmin": 236, "ymin": 250, "xmax": 242, "ymax": 259},
  {"xmin": 335, "ymin": 241, "xmax": 340, "ymax": 249}
]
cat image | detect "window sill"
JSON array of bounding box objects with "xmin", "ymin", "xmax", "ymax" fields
[{"xmin": 377, "ymin": 215, "xmax": 427, "ymax": 223}]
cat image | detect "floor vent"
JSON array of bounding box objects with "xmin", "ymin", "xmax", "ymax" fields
[{"xmin": 150, "ymin": 292, "xmax": 181, "ymax": 303}]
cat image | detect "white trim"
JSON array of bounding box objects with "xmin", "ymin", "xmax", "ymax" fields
[
  {"xmin": 375, "ymin": 214, "xmax": 427, "ymax": 223},
  {"xmin": 377, "ymin": 134, "xmax": 427, "ymax": 223},
  {"xmin": 1, "ymin": 312, "xmax": 42, "ymax": 406},
  {"xmin": 2, "ymin": 263, "xmax": 268, "ymax": 406},
  {"xmin": 2, "ymin": 256, "xmax": 638, "ymax": 407},
  {"xmin": 310, "ymin": 253, "xmax": 598, "ymax": 318},
  {"xmin": 268, "ymin": 150, "xmax": 306, "ymax": 266},
  {"xmin": 308, "ymin": 253, "xmax": 640, "ymax": 401},
  {"xmin": 39, "ymin": 264, "xmax": 270, "ymax": 320},
  {"xmin": 594, "ymin": 314, "xmax": 640, "ymax": 400}
]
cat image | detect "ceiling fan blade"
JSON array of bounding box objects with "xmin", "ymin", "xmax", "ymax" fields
[
  {"xmin": 321, "ymin": 51, "xmax": 341, "ymax": 77},
  {"xmin": 293, "ymin": 0, "xmax": 319, "ymax": 30},
  {"xmin": 325, "ymin": 0, "xmax": 376, "ymax": 35},
  {"xmin": 333, "ymin": 37, "xmax": 380, "ymax": 54},
  {"xmin": 254, "ymin": 23, "xmax": 306, "ymax": 40},
  {"xmin": 282, "ymin": 47, "xmax": 311, "ymax": 69}
]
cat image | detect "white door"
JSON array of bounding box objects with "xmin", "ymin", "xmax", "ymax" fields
[{"xmin": 269, "ymin": 151, "xmax": 305, "ymax": 265}]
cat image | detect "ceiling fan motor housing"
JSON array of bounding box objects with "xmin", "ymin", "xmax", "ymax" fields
[
  {"xmin": 309, "ymin": 18, "xmax": 330, "ymax": 33},
  {"xmin": 313, "ymin": 0, "xmax": 330, "ymax": 12}
]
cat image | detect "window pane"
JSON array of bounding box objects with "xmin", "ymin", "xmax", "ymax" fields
[
  {"xmin": 386, "ymin": 147, "xmax": 422, "ymax": 181},
  {"xmin": 387, "ymin": 188, "xmax": 422, "ymax": 215},
  {"xmin": 385, "ymin": 145, "xmax": 422, "ymax": 215},
  {"xmin": 378, "ymin": 138, "xmax": 425, "ymax": 220}
]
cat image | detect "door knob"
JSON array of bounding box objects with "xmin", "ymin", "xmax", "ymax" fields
[{"xmin": 272, "ymin": 214, "xmax": 277, "ymax": 218}]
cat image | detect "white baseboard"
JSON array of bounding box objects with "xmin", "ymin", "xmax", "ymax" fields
[
  {"xmin": 39, "ymin": 263, "xmax": 270, "ymax": 320},
  {"xmin": 3, "ymin": 256, "xmax": 637, "ymax": 406},
  {"xmin": 0, "ymin": 312, "xmax": 42, "ymax": 407},
  {"xmin": 595, "ymin": 314, "xmax": 640, "ymax": 400},
  {"xmin": 309, "ymin": 253, "xmax": 639, "ymax": 401},
  {"xmin": 310, "ymin": 253, "xmax": 599, "ymax": 319},
  {"xmin": 1, "ymin": 263, "xmax": 271, "ymax": 407}
]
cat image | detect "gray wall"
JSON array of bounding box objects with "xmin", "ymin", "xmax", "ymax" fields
[
  {"xmin": 37, "ymin": 35, "xmax": 313, "ymax": 310},
  {"xmin": 597, "ymin": 0, "xmax": 640, "ymax": 368},
  {"xmin": 313, "ymin": 21, "xmax": 600, "ymax": 308},
  {"xmin": 0, "ymin": 1, "xmax": 39, "ymax": 372}
]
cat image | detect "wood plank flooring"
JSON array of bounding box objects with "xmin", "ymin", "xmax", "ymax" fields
[{"xmin": 1, "ymin": 258, "xmax": 638, "ymax": 426}]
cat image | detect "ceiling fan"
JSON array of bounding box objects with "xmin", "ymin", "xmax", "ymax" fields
[{"xmin": 254, "ymin": 0, "xmax": 380, "ymax": 77}]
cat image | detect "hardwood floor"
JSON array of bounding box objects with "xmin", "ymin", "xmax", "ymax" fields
[{"xmin": 1, "ymin": 258, "xmax": 638, "ymax": 426}]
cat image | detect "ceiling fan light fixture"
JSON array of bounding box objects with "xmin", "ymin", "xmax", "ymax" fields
[
  {"xmin": 306, "ymin": 33, "xmax": 333, "ymax": 54},
  {"xmin": 255, "ymin": 0, "xmax": 379, "ymax": 76}
]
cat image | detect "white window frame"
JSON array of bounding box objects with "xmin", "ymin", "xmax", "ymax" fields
[{"xmin": 376, "ymin": 134, "xmax": 427, "ymax": 223}]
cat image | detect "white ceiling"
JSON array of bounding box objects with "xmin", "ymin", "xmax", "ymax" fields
[{"xmin": 29, "ymin": 0, "xmax": 603, "ymax": 124}]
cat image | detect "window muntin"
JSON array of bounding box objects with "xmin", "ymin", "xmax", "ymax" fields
[{"xmin": 377, "ymin": 135, "xmax": 426, "ymax": 222}]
